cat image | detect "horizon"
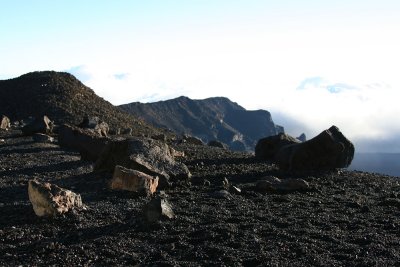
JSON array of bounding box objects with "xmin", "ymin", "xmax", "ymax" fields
[{"xmin": 1, "ymin": 1, "xmax": 400, "ymax": 153}]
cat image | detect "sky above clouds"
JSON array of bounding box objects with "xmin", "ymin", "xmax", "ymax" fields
[{"xmin": 1, "ymin": 0, "xmax": 400, "ymax": 152}]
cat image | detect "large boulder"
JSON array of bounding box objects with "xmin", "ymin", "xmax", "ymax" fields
[
  {"xmin": 28, "ymin": 180, "xmax": 83, "ymax": 217},
  {"xmin": 78, "ymin": 115, "xmax": 109, "ymax": 137},
  {"xmin": 21, "ymin": 115, "xmax": 53, "ymax": 135},
  {"xmin": 110, "ymin": 165, "xmax": 159, "ymax": 196},
  {"xmin": 94, "ymin": 137, "xmax": 191, "ymax": 188},
  {"xmin": 275, "ymin": 125, "xmax": 354, "ymax": 171},
  {"xmin": 58, "ymin": 124, "xmax": 109, "ymax": 161},
  {"xmin": 255, "ymin": 133, "xmax": 300, "ymax": 160},
  {"xmin": 0, "ymin": 115, "xmax": 10, "ymax": 130}
]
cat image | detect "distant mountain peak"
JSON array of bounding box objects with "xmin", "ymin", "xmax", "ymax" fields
[{"xmin": 120, "ymin": 96, "xmax": 283, "ymax": 151}]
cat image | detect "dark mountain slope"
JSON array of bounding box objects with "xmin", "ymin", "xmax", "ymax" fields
[
  {"xmin": 120, "ymin": 96, "xmax": 283, "ymax": 150},
  {"xmin": 0, "ymin": 71, "xmax": 160, "ymax": 136}
]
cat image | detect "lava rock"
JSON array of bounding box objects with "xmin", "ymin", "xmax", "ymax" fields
[
  {"xmin": 111, "ymin": 165, "xmax": 159, "ymax": 196},
  {"xmin": 142, "ymin": 197, "xmax": 174, "ymax": 223},
  {"xmin": 94, "ymin": 137, "xmax": 191, "ymax": 188},
  {"xmin": 58, "ymin": 124, "xmax": 109, "ymax": 161},
  {"xmin": 78, "ymin": 115, "xmax": 109, "ymax": 137},
  {"xmin": 208, "ymin": 140, "xmax": 227, "ymax": 149},
  {"xmin": 21, "ymin": 115, "xmax": 53, "ymax": 135},
  {"xmin": 255, "ymin": 133, "xmax": 300, "ymax": 160},
  {"xmin": 28, "ymin": 180, "xmax": 83, "ymax": 217},
  {"xmin": 275, "ymin": 125, "xmax": 354, "ymax": 171},
  {"xmin": 256, "ymin": 177, "xmax": 309, "ymax": 193}
]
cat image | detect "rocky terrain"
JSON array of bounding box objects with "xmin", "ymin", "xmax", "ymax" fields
[
  {"xmin": 1, "ymin": 128, "xmax": 400, "ymax": 266},
  {"xmin": 120, "ymin": 96, "xmax": 283, "ymax": 151},
  {"xmin": 0, "ymin": 71, "xmax": 399, "ymax": 266}
]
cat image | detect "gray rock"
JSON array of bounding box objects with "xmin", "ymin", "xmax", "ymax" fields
[
  {"xmin": 210, "ymin": 190, "xmax": 231, "ymax": 199},
  {"xmin": 94, "ymin": 137, "xmax": 191, "ymax": 188},
  {"xmin": 297, "ymin": 133, "xmax": 307, "ymax": 142},
  {"xmin": 78, "ymin": 115, "xmax": 109, "ymax": 137},
  {"xmin": 143, "ymin": 197, "xmax": 174, "ymax": 223}
]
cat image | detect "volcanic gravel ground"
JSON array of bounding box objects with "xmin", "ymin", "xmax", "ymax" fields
[{"xmin": 0, "ymin": 130, "xmax": 399, "ymax": 266}]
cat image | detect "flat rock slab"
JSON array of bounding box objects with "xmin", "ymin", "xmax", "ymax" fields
[
  {"xmin": 28, "ymin": 180, "xmax": 83, "ymax": 217},
  {"xmin": 111, "ymin": 165, "xmax": 159, "ymax": 196}
]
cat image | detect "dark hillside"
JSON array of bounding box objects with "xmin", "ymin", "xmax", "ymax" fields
[{"xmin": 0, "ymin": 71, "xmax": 160, "ymax": 136}]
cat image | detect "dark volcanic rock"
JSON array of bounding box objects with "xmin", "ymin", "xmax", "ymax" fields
[
  {"xmin": 297, "ymin": 133, "xmax": 307, "ymax": 142},
  {"xmin": 120, "ymin": 96, "xmax": 283, "ymax": 151},
  {"xmin": 58, "ymin": 124, "xmax": 109, "ymax": 161},
  {"xmin": 94, "ymin": 137, "xmax": 191, "ymax": 188},
  {"xmin": 21, "ymin": 115, "xmax": 53, "ymax": 135},
  {"xmin": 78, "ymin": 115, "xmax": 109, "ymax": 137},
  {"xmin": 276, "ymin": 125, "xmax": 355, "ymax": 171},
  {"xmin": 255, "ymin": 133, "xmax": 300, "ymax": 160},
  {"xmin": 208, "ymin": 140, "xmax": 227, "ymax": 149},
  {"xmin": 142, "ymin": 197, "xmax": 175, "ymax": 223}
]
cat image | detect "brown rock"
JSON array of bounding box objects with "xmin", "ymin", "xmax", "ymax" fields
[
  {"xmin": 28, "ymin": 180, "xmax": 82, "ymax": 217},
  {"xmin": 111, "ymin": 165, "xmax": 159, "ymax": 195}
]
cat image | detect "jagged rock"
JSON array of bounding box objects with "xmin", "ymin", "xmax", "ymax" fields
[
  {"xmin": 94, "ymin": 137, "xmax": 191, "ymax": 188},
  {"xmin": 32, "ymin": 133, "xmax": 54, "ymax": 143},
  {"xmin": 208, "ymin": 140, "xmax": 227, "ymax": 149},
  {"xmin": 297, "ymin": 133, "xmax": 307, "ymax": 142},
  {"xmin": 28, "ymin": 180, "xmax": 83, "ymax": 217},
  {"xmin": 0, "ymin": 115, "xmax": 10, "ymax": 130},
  {"xmin": 169, "ymin": 147, "xmax": 185, "ymax": 158},
  {"xmin": 142, "ymin": 197, "xmax": 174, "ymax": 223},
  {"xmin": 275, "ymin": 125, "xmax": 354, "ymax": 171},
  {"xmin": 255, "ymin": 133, "xmax": 300, "ymax": 160},
  {"xmin": 58, "ymin": 124, "xmax": 109, "ymax": 161},
  {"xmin": 21, "ymin": 115, "xmax": 53, "ymax": 135},
  {"xmin": 78, "ymin": 115, "xmax": 109, "ymax": 137},
  {"xmin": 256, "ymin": 177, "xmax": 309, "ymax": 193},
  {"xmin": 111, "ymin": 165, "xmax": 159, "ymax": 195}
]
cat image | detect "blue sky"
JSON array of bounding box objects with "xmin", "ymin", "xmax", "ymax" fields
[{"xmin": 1, "ymin": 0, "xmax": 400, "ymax": 152}]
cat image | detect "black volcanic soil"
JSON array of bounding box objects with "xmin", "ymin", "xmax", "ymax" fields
[{"xmin": 1, "ymin": 130, "xmax": 400, "ymax": 266}]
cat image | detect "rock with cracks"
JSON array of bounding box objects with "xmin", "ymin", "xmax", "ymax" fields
[
  {"xmin": 275, "ymin": 125, "xmax": 354, "ymax": 172},
  {"xmin": 28, "ymin": 180, "xmax": 83, "ymax": 217},
  {"xmin": 111, "ymin": 165, "xmax": 159, "ymax": 196},
  {"xmin": 94, "ymin": 137, "xmax": 191, "ymax": 188},
  {"xmin": 58, "ymin": 124, "xmax": 109, "ymax": 161}
]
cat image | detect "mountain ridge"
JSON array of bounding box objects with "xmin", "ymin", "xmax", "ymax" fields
[{"xmin": 120, "ymin": 96, "xmax": 283, "ymax": 151}]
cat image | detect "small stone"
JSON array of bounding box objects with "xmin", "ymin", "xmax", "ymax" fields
[
  {"xmin": 203, "ymin": 179, "xmax": 211, "ymax": 187},
  {"xmin": 143, "ymin": 197, "xmax": 174, "ymax": 223},
  {"xmin": 229, "ymin": 185, "xmax": 241, "ymax": 194},
  {"xmin": 210, "ymin": 190, "xmax": 231, "ymax": 200}
]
